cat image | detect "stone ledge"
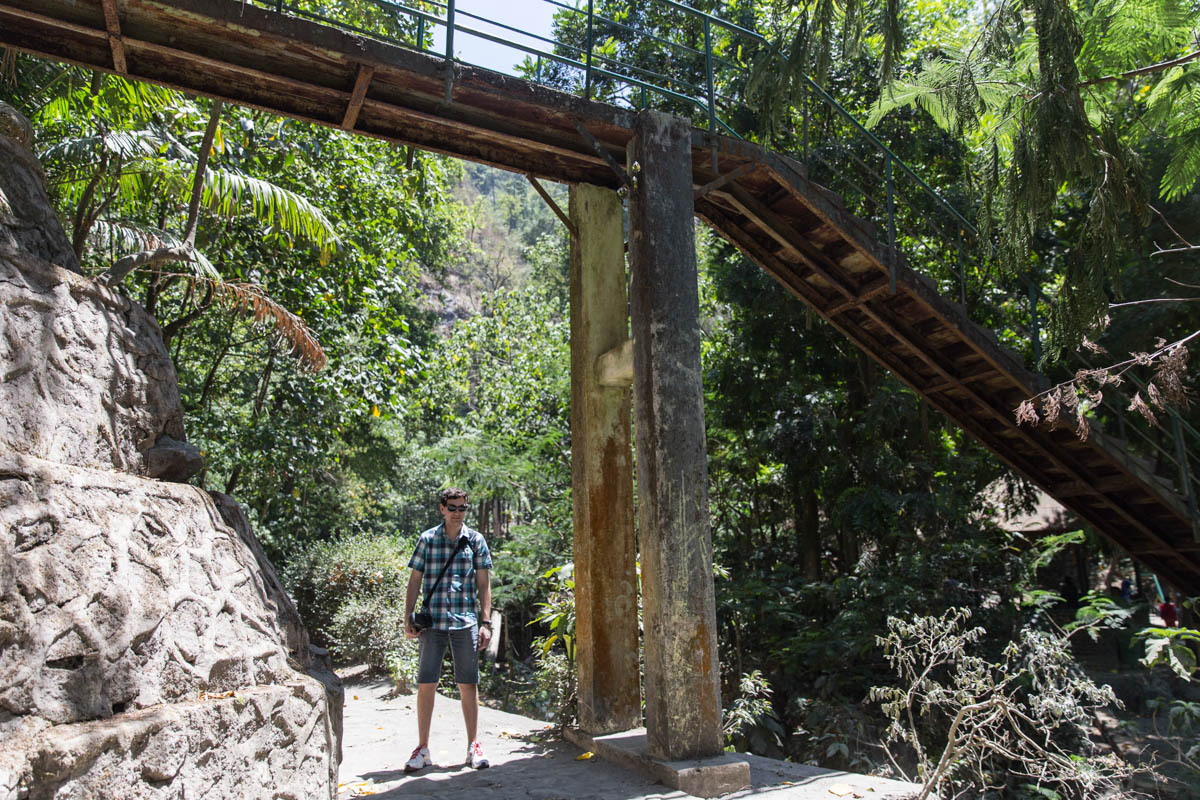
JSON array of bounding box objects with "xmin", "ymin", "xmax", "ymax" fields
[
  {"xmin": 565, "ymin": 727, "xmax": 751, "ymax": 797},
  {"xmin": 6, "ymin": 680, "xmax": 337, "ymax": 800}
]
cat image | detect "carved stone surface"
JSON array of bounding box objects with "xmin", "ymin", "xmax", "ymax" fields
[
  {"xmin": 0, "ymin": 453, "xmax": 306, "ymax": 723},
  {"xmin": 0, "ymin": 104, "xmax": 79, "ymax": 273},
  {"xmin": 0, "ymin": 452, "xmax": 342, "ymax": 798},
  {"xmin": 211, "ymin": 490, "xmax": 344, "ymax": 763},
  {"xmin": 0, "ymin": 250, "xmax": 193, "ymax": 478},
  {"xmin": 17, "ymin": 681, "xmax": 336, "ymax": 800}
]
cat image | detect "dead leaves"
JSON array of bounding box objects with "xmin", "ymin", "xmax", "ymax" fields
[{"xmin": 1014, "ymin": 341, "xmax": 1192, "ymax": 440}]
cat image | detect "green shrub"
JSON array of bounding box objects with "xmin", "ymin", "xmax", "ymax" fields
[
  {"xmin": 328, "ymin": 593, "xmax": 415, "ymax": 674},
  {"xmin": 281, "ymin": 531, "xmax": 414, "ymax": 649}
]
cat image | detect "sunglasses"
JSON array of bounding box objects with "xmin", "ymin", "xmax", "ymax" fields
[{"xmin": 444, "ymin": 503, "xmax": 469, "ymax": 512}]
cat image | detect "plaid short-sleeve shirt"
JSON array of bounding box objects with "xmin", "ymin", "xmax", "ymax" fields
[{"xmin": 408, "ymin": 524, "xmax": 492, "ymax": 631}]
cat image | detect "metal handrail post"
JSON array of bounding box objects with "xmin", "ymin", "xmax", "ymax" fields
[
  {"xmin": 416, "ymin": 14, "xmax": 425, "ymax": 50},
  {"xmin": 704, "ymin": 18, "xmax": 717, "ymax": 171},
  {"xmin": 1171, "ymin": 415, "xmax": 1200, "ymax": 539},
  {"xmin": 886, "ymin": 154, "xmax": 896, "ymax": 294},
  {"xmin": 443, "ymin": 0, "xmax": 455, "ymax": 102},
  {"xmin": 802, "ymin": 81, "xmax": 809, "ymax": 166},
  {"xmin": 956, "ymin": 228, "xmax": 965, "ymax": 308},
  {"xmin": 584, "ymin": 0, "xmax": 594, "ymax": 100},
  {"xmin": 1029, "ymin": 278, "xmax": 1041, "ymax": 365}
]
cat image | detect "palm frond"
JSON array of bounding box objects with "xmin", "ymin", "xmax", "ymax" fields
[
  {"xmin": 199, "ymin": 168, "xmax": 341, "ymax": 254},
  {"xmin": 157, "ymin": 271, "xmax": 327, "ymax": 371},
  {"xmin": 40, "ymin": 128, "xmax": 166, "ymax": 163}
]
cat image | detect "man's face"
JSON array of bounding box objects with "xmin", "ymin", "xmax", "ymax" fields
[{"xmin": 440, "ymin": 497, "xmax": 469, "ymax": 525}]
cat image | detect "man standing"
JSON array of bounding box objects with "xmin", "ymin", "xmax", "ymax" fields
[{"xmin": 403, "ymin": 487, "xmax": 494, "ymax": 772}]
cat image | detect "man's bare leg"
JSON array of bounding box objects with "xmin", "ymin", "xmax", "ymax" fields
[
  {"xmin": 417, "ymin": 682, "xmax": 437, "ymax": 747},
  {"xmin": 458, "ymin": 683, "xmax": 478, "ymax": 743}
]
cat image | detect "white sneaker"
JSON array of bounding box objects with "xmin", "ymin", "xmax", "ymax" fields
[
  {"xmin": 404, "ymin": 745, "xmax": 431, "ymax": 773},
  {"xmin": 468, "ymin": 740, "xmax": 490, "ymax": 769}
]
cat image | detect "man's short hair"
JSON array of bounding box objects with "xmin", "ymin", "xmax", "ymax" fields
[{"xmin": 439, "ymin": 487, "xmax": 468, "ymax": 505}]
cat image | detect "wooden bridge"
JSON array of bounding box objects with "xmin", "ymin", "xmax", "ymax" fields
[{"xmin": 3, "ymin": 0, "xmax": 1197, "ymax": 595}]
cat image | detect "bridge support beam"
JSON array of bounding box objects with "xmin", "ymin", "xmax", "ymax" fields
[
  {"xmin": 627, "ymin": 110, "xmax": 724, "ymax": 762},
  {"xmin": 569, "ymin": 183, "xmax": 641, "ymax": 734}
]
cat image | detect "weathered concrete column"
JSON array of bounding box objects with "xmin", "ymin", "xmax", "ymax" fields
[
  {"xmin": 627, "ymin": 110, "xmax": 723, "ymax": 761},
  {"xmin": 569, "ymin": 183, "xmax": 641, "ymax": 734}
]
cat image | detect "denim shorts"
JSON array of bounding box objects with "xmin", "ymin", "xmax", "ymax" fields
[{"xmin": 416, "ymin": 626, "xmax": 479, "ymax": 685}]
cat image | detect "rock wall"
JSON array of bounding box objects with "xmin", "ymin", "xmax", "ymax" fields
[
  {"xmin": 0, "ymin": 103, "xmax": 341, "ymax": 799},
  {"xmin": 0, "ymin": 247, "xmax": 198, "ymax": 480}
]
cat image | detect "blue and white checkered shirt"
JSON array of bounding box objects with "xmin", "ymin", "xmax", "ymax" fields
[{"xmin": 408, "ymin": 524, "xmax": 492, "ymax": 631}]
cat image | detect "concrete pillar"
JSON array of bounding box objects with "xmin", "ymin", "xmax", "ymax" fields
[
  {"xmin": 569, "ymin": 183, "xmax": 641, "ymax": 734},
  {"xmin": 627, "ymin": 110, "xmax": 723, "ymax": 761}
]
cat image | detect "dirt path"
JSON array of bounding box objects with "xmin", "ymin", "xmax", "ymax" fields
[{"xmin": 335, "ymin": 676, "xmax": 922, "ymax": 799}]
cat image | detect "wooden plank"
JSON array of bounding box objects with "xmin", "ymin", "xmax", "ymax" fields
[
  {"xmin": 823, "ymin": 275, "xmax": 893, "ymax": 316},
  {"xmin": 0, "ymin": 3, "xmax": 104, "ymax": 40},
  {"xmin": 925, "ymin": 365, "xmax": 999, "ymax": 394},
  {"xmin": 341, "ymin": 64, "xmax": 374, "ymax": 131},
  {"xmin": 100, "ymin": 0, "xmax": 126, "ymax": 73},
  {"xmin": 693, "ymin": 161, "xmax": 758, "ymax": 202},
  {"xmin": 123, "ymin": 37, "xmax": 610, "ymax": 177}
]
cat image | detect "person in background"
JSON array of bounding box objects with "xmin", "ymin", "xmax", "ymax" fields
[
  {"xmin": 1159, "ymin": 595, "xmax": 1180, "ymax": 629},
  {"xmin": 402, "ymin": 487, "xmax": 494, "ymax": 772}
]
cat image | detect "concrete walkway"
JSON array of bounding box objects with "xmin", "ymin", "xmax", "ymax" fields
[{"xmin": 336, "ymin": 676, "xmax": 921, "ymax": 799}]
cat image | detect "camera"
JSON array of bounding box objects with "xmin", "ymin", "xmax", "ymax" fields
[{"xmin": 410, "ymin": 609, "xmax": 432, "ymax": 632}]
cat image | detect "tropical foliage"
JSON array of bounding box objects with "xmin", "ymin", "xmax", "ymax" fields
[{"xmin": 4, "ymin": 0, "xmax": 1199, "ymax": 794}]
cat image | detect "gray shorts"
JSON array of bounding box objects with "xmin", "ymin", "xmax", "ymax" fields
[{"xmin": 416, "ymin": 626, "xmax": 479, "ymax": 685}]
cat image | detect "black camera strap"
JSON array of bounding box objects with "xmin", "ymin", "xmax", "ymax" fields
[{"xmin": 419, "ymin": 533, "xmax": 470, "ymax": 613}]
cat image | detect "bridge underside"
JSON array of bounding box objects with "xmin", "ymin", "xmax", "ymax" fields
[{"xmin": 3, "ymin": 0, "xmax": 1197, "ymax": 593}]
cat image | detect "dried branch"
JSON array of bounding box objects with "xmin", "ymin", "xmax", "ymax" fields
[
  {"xmin": 1015, "ymin": 330, "xmax": 1200, "ymax": 436},
  {"xmin": 1109, "ymin": 297, "xmax": 1200, "ymax": 308}
]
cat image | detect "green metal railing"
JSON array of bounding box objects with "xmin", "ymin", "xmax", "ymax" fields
[{"xmin": 253, "ymin": 0, "xmax": 1200, "ymax": 527}]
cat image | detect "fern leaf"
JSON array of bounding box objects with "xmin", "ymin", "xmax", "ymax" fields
[{"xmin": 1159, "ymin": 129, "xmax": 1200, "ymax": 201}]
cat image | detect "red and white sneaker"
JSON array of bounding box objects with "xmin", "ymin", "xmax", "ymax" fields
[
  {"xmin": 467, "ymin": 740, "xmax": 490, "ymax": 769},
  {"xmin": 404, "ymin": 745, "xmax": 431, "ymax": 773}
]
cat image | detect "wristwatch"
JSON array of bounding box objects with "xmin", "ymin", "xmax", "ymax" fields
[{"xmin": 479, "ymin": 620, "xmax": 492, "ymax": 628}]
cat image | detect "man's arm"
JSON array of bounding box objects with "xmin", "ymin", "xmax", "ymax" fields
[
  {"xmin": 475, "ymin": 568, "xmax": 492, "ymax": 651},
  {"xmin": 404, "ymin": 568, "xmax": 423, "ymax": 639}
]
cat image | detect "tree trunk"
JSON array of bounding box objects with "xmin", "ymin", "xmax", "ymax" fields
[
  {"xmin": 226, "ymin": 346, "xmax": 274, "ymax": 496},
  {"xmin": 796, "ymin": 481, "xmax": 821, "ymax": 580}
]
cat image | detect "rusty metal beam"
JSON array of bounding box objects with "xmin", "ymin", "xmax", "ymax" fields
[{"xmin": 527, "ymin": 176, "xmax": 577, "ymax": 239}]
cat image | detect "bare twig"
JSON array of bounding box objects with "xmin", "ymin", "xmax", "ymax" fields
[
  {"xmin": 1109, "ymin": 297, "xmax": 1200, "ymax": 308},
  {"xmin": 1077, "ymin": 48, "xmax": 1200, "ymax": 89},
  {"xmin": 1150, "ymin": 205, "xmax": 1193, "ymax": 247},
  {"xmin": 1152, "ymin": 244, "xmax": 1200, "ymax": 257}
]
